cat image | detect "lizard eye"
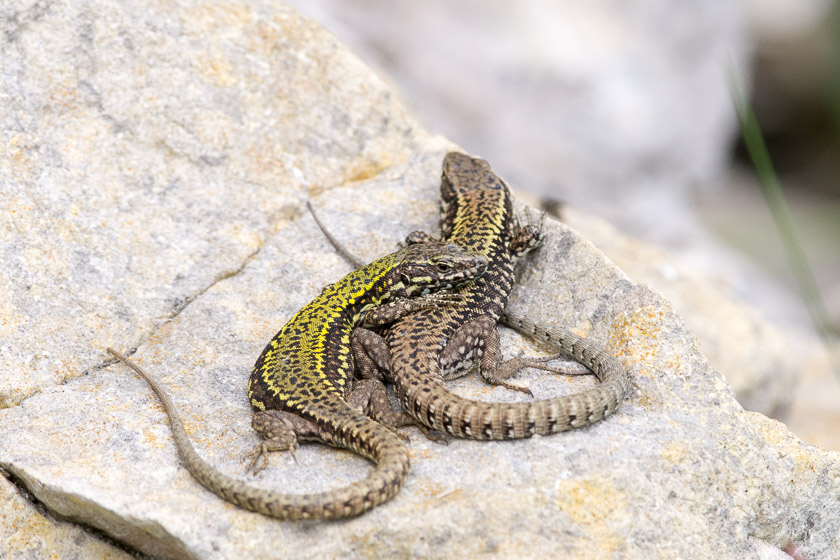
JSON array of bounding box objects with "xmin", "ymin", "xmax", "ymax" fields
[{"xmin": 436, "ymin": 262, "xmax": 452, "ymax": 273}]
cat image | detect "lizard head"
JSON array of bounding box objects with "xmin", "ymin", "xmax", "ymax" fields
[{"xmin": 395, "ymin": 242, "xmax": 488, "ymax": 297}]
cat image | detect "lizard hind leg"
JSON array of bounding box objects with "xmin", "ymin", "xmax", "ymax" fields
[
  {"xmin": 352, "ymin": 327, "xmax": 391, "ymax": 382},
  {"xmin": 347, "ymin": 378, "xmax": 413, "ymax": 431},
  {"xmin": 441, "ymin": 316, "xmax": 593, "ymax": 397},
  {"xmin": 244, "ymin": 410, "xmax": 325, "ymax": 475},
  {"xmin": 350, "ymin": 330, "xmax": 448, "ymax": 443}
]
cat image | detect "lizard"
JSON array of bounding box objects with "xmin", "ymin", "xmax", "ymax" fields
[
  {"xmin": 309, "ymin": 151, "xmax": 630, "ymax": 441},
  {"xmin": 107, "ymin": 236, "xmax": 488, "ymax": 520}
]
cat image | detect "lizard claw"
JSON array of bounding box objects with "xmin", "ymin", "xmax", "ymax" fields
[
  {"xmin": 501, "ymin": 381, "xmax": 534, "ymax": 397},
  {"xmin": 242, "ymin": 445, "xmax": 268, "ymax": 475},
  {"xmin": 242, "ymin": 437, "xmax": 298, "ymax": 475}
]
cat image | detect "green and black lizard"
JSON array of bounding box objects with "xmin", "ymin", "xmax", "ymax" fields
[{"xmin": 109, "ymin": 236, "xmax": 487, "ymax": 520}]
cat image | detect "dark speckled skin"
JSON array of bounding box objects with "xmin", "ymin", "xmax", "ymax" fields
[{"xmin": 383, "ymin": 153, "xmax": 630, "ymax": 440}]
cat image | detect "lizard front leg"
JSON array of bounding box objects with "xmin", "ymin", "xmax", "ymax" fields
[
  {"xmin": 509, "ymin": 221, "xmax": 544, "ymax": 262},
  {"xmin": 361, "ymin": 292, "xmax": 463, "ymax": 328}
]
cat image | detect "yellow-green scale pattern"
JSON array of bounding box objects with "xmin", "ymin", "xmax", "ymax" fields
[{"xmin": 248, "ymin": 250, "xmax": 402, "ymax": 416}]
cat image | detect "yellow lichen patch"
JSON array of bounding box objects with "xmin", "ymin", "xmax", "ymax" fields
[
  {"xmin": 219, "ymin": 222, "xmax": 263, "ymax": 252},
  {"xmin": 611, "ymin": 307, "xmax": 666, "ymax": 376},
  {"xmin": 659, "ymin": 441, "xmax": 688, "ymax": 465},
  {"xmin": 4, "ymin": 134, "xmax": 40, "ymax": 180},
  {"xmin": 4, "ymin": 496, "xmax": 132, "ymax": 559},
  {"xmin": 185, "ymin": 2, "xmax": 253, "ymax": 37},
  {"xmin": 554, "ymin": 476, "xmax": 627, "ymax": 557},
  {"xmin": 747, "ymin": 413, "xmax": 826, "ymax": 480}
]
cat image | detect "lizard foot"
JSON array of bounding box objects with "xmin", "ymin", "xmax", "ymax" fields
[
  {"xmin": 489, "ymin": 352, "xmax": 593, "ymax": 394},
  {"xmin": 244, "ymin": 410, "xmax": 306, "ymax": 474},
  {"xmin": 242, "ymin": 436, "xmax": 298, "ymax": 475},
  {"xmin": 415, "ymin": 423, "xmax": 449, "ymax": 444}
]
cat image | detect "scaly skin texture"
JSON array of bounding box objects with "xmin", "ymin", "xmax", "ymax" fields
[
  {"xmin": 390, "ymin": 153, "xmax": 630, "ymax": 439},
  {"xmin": 312, "ymin": 153, "xmax": 630, "ymax": 440},
  {"xmin": 109, "ymin": 240, "xmax": 487, "ymax": 520}
]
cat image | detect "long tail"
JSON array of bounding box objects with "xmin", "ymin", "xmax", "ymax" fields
[
  {"xmin": 107, "ymin": 349, "xmax": 409, "ymax": 520},
  {"xmin": 393, "ymin": 313, "xmax": 629, "ymax": 440}
]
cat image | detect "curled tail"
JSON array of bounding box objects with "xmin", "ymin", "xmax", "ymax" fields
[
  {"xmin": 107, "ymin": 349, "xmax": 409, "ymax": 520},
  {"xmin": 393, "ymin": 314, "xmax": 629, "ymax": 440}
]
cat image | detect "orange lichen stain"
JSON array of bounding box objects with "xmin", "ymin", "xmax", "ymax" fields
[
  {"xmin": 142, "ymin": 426, "xmax": 167, "ymax": 451},
  {"xmin": 344, "ymin": 158, "xmax": 390, "ymax": 184},
  {"xmin": 553, "ymin": 477, "xmax": 626, "ymax": 557},
  {"xmin": 411, "ymin": 479, "xmax": 445, "ymax": 498},
  {"xmin": 610, "ymin": 307, "xmax": 667, "ymax": 376}
]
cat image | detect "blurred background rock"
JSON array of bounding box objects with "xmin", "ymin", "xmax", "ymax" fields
[{"xmin": 285, "ymin": 0, "xmax": 840, "ymax": 449}]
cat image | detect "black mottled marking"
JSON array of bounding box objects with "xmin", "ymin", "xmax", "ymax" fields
[
  {"xmin": 483, "ymin": 420, "xmax": 493, "ymax": 438},
  {"xmin": 504, "ymin": 422, "xmax": 514, "ymax": 439}
]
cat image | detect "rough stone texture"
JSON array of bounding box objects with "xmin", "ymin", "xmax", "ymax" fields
[
  {"xmin": 2, "ymin": 1, "xmax": 840, "ymax": 559},
  {"xmin": 0, "ymin": 0, "xmax": 426, "ymax": 408},
  {"xmin": 0, "ymin": 475, "xmax": 132, "ymax": 560},
  {"xmin": 559, "ymin": 207, "xmax": 811, "ymax": 418}
]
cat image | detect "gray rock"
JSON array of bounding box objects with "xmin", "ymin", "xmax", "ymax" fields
[
  {"xmin": 559, "ymin": 208, "xmax": 809, "ymax": 418},
  {"xmin": 0, "ymin": 0, "xmax": 426, "ymax": 408},
  {"xmin": 0, "ymin": 474, "xmax": 133, "ymax": 560},
  {"xmin": 282, "ymin": 0, "xmax": 827, "ymax": 412},
  {"xmin": 2, "ymin": 2, "xmax": 839, "ymax": 560}
]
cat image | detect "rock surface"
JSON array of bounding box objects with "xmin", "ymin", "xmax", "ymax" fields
[
  {"xmin": 0, "ymin": 0, "xmax": 426, "ymax": 408},
  {"xmin": 560, "ymin": 208, "xmax": 808, "ymax": 418},
  {"xmin": 0, "ymin": 475, "xmax": 133, "ymax": 560},
  {"xmin": 2, "ymin": 1, "xmax": 839, "ymax": 559}
]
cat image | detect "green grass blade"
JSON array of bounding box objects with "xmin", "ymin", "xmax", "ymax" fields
[{"xmin": 729, "ymin": 75, "xmax": 840, "ymax": 376}]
